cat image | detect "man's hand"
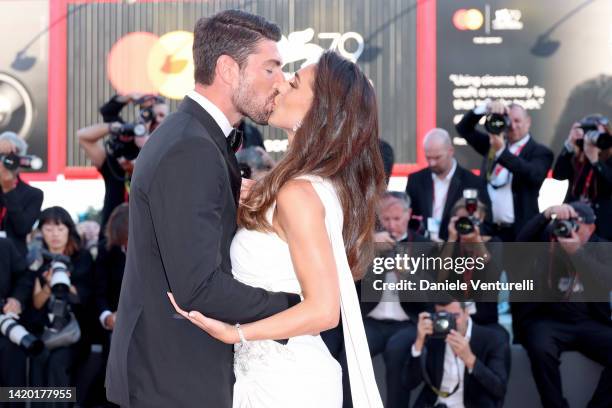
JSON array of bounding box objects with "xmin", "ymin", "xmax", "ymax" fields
[
  {"xmin": 447, "ymin": 329, "xmax": 476, "ymax": 370},
  {"xmin": 544, "ymin": 204, "xmax": 577, "ymax": 221},
  {"xmin": 374, "ymin": 231, "xmax": 396, "ymax": 252},
  {"xmin": 567, "ymin": 122, "xmax": 584, "ymax": 150},
  {"xmin": 489, "ymin": 133, "xmax": 506, "ymax": 153},
  {"xmin": 557, "ymin": 230, "xmax": 583, "ymax": 255},
  {"xmin": 414, "ymin": 312, "xmax": 433, "ymax": 353},
  {"xmin": 104, "ymin": 312, "xmax": 117, "ymax": 331},
  {"xmin": 240, "ymin": 178, "xmax": 255, "ymax": 204},
  {"xmin": 487, "ymin": 100, "xmax": 507, "ymax": 115},
  {"xmin": 447, "ymin": 216, "xmax": 459, "ymax": 242},
  {"xmin": 2, "ymin": 298, "xmax": 22, "ymax": 315},
  {"xmin": 0, "ymin": 163, "xmax": 17, "ymax": 193}
]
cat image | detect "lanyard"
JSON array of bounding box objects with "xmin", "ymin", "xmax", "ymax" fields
[{"xmin": 0, "ymin": 206, "xmax": 6, "ymax": 229}]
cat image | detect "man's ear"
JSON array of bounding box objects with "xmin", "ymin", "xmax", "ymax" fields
[{"xmin": 216, "ymin": 55, "xmax": 240, "ymax": 87}]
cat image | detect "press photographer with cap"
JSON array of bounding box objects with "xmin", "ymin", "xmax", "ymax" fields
[
  {"xmin": 552, "ymin": 114, "xmax": 612, "ymax": 240},
  {"xmin": 403, "ymin": 300, "xmax": 509, "ymax": 408},
  {"xmin": 455, "ymin": 99, "xmax": 553, "ymax": 242},
  {"xmin": 513, "ymin": 202, "xmax": 612, "ymax": 408},
  {"xmin": 0, "ymin": 131, "xmax": 44, "ymax": 256}
]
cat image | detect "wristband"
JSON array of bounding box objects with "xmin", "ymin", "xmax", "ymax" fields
[{"xmin": 235, "ymin": 323, "xmax": 248, "ymax": 345}]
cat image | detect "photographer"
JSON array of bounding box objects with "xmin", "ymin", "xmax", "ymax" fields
[
  {"xmin": 0, "ymin": 131, "xmax": 44, "ymax": 256},
  {"xmin": 437, "ymin": 197, "xmax": 506, "ymax": 336},
  {"xmin": 406, "ymin": 128, "xmax": 486, "ymax": 241},
  {"xmin": 552, "ymin": 115, "xmax": 612, "ymax": 240},
  {"xmin": 513, "ymin": 202, "xmax": 612, "ymax": 408},
  {"xmin": 456, "ymin": 100, "xmax": 553, "ymax": 241},
  {"xmin": 403, "ymin": 301, "xmax": 509, "ymax": 408},
  {"xmin": 24, "ymin": 207, "xmax": 94, "ymax": 399},
  {"xmin": 95, "ymin": 203, "xmax": 128, "ymax": 335},
  {"xmin": 77, "ymin": 94, "xmax": 168, "ymax": 237},
  {"xmin": 0, "ymin": 238, "xmax": 34, "ymax": 401},
  {"xmin": 355, "ymin": 191, "xmax": 432, "ymax": 408},
  {"xmin": 235, "ymin": 146, "xmax": 275, "ymax": 181}
]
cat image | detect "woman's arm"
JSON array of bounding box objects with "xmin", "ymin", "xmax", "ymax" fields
[
  {"xmin": 170, "ymin": 179, "xmax": 341, "ymax": 342},
  {"xmin": 33, "ymin": 271, "xmax": 51, "ymax": 310}
]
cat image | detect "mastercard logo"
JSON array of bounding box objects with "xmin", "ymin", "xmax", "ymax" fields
[
  {"xmin": 107, "ymin": 31, "xmax": 195, "ymax": 100},
  {"xmin": 453, "ymin": 8, "xmax": 484, "ymax": 31}
]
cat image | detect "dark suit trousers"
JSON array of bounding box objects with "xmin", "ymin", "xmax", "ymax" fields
[
  {"xmin": 522, "ymin": 319, "xmax": 612, "ymax": 408},
  {"xmin": 341, "ymin": 318, "xmax": 416, "ymax": 408}
]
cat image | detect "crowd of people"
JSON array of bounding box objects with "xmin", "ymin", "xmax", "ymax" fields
[{"xmin": 1, "ymin": 87, "xmax": 611, "ymax": 408}]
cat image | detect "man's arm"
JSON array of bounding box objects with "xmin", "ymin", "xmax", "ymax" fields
[
  {"xmin": 3, "ymin": 184, "xmax": 43, "ymax": 237},
  {"xmin": 592, "ymin": 156, "xmax": 612, "ymax": 185},
  {"xmin": 9, "ymin": 241, "xmax": 32, "ymax": 307},
  {"xmin": 149, "ymin": 135, "xmax": 298, "ymax": 324},
  {"xmin": 495, "ymin": 144, "xmax": 553, "ymax": 187},
  {"xmin": 467, "ymin": 334, "xmax": 509, "ymax": 400},
  {"xmin": 515, "ymin": 213, "xmax": 549, "ymax": 242},
  {"xmin": 77, "ymin": 123, "xmax": 110, "ymax": 168},
  {"xmin": 552, "ymin": 148, "xmax": 575, "ymax": 181},
  {"xmin": 455, "ymin": 110, "xmax": 491, "ymax": 156},
  {"xmin": 99, "ymin": 95, "xmax": 128, "ymax": 123}
]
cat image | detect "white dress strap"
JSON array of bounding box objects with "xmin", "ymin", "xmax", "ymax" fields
[{"xmin": 297, "ymin": 175, "xmax": 383, "ymax": 408}]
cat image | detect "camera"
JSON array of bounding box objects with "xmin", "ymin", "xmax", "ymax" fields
[
  {"xmin": 106, "ymin": 122, "xmax": 146, "ymax": 160},
  {"xmin": 550, "ymin": 218, "xmax": 579, "ymax": 238},
  {"xmin": 0, "ymin": 152, "xmax": 43, "ymax": 170},
  {"xmin": 577, "ymin": 117, "xmax": 612, "ymax": 150},
  {"xmin": 485, "ymin": 113, "xmax": 511, "ymax": 135},
  {"xmin": 41, "ymin": 250, "xmax": 73, "ymax": 332},
  {"xmin": 429, "ymin": 311, "xmax": 456, "ymax": 339},
  {"xmin": 239, "ymin": 162, "xmax": 252, "ymax": 179},
  {"xmin": 454, "ymin": 189, "xmax": 481, "ymax": 235},
  {"xmin": 0, "ymin": 299, "xmax": 44, "ymax": 355}
]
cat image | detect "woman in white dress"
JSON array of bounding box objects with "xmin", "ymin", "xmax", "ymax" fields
[{"xmin": 169, "ymin": 51, "xmax": 385, "ymax": 408}]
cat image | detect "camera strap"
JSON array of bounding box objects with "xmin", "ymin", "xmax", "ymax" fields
[{"xmin": 420, "ymin": 346, "xmax": 461, "ymax": 399}]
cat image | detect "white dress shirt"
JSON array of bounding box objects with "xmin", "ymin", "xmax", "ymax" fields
[
  {"xmin": 412, "ymin": 318, "xmax": 474, "ymax": 408},
  {"xmin": 186, "ymin": 90, "xmax": 234, "ymax": 138},
  {"xmin": 367, "ymin": 233, "xmax": 411, "ymax": 321},
  {"xmin": 487, "ymin": 135, "xmax": 530, "ymax": 224},
  {"xmin": 429, "ymin": 160, "xmax": 457, "ymax": 240}
]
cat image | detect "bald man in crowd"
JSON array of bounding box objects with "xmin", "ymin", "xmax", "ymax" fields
[{"xmin": 406, "ymin": 128, "xmax": 485, "ymax": 241}]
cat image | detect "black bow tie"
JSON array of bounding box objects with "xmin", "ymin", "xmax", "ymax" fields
[{"xmin": 227, "ymin": 128, "xmax": 243, "ymax": 153}]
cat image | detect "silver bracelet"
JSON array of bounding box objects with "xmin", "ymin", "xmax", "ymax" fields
[{"xmin": 235, "ymin": 323, "xmax": 248, "ymax": 345}]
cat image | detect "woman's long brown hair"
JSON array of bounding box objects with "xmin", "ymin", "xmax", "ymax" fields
[{"xmin": 239, "ymin": 51, "xmax": 386, "ymax": 278}]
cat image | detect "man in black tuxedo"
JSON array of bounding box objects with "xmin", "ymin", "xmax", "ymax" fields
[
  {"xmin": 403, "ymin": 301, "xmax": 509, "ymax": 408},
  {"xmin": 106, "ymin": 11, "xmax": 300, "ymax": 407},
  {"xmin": 456, "ymin": 100, "xmax": 554, "ymax": 241},
  {"xmin": 406, "ymin": 128, "xmax": 486, "ymax": 241}
]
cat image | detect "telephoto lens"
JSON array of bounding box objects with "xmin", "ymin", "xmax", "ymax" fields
[
  {"xmin": 484, "ymin": 113, "xmax": 510, "ymax": 135},
  {"xmin": 0, "ymin": 301, "xmax": 44, "ymax": 355}
]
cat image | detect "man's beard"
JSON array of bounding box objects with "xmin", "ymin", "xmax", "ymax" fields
[{"xmin": 232, "ymin": 78, "xmax": 275, "ymax": 125}]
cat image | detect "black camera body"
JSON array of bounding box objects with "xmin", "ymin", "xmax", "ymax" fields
[
  {"xmin": 430, "ymin": 311, "xmax": 457, "ymax": 339},
  {"xmin": 485, "ymin": 113, "xmax": 511, "ymax": 135},
  {"xmin": 106, "ymin": 122, "xmax": 146, "ymax": 161},
  {"xmin": 0, "ymin": 153, "xmax": 43, "ymax": 171},
  {"xmin": 454, "ymin": 189, "xmax": 480, "ymax": 235},
  {"xmin": 577, "ymin": 117, "xmax": 612, "ymax": 150},
  {"xmin": 550, "ymin": 218, "xmax": 579, "ymax": 239},
  {"xmin": 40, "ymin": 251, "xmax": 74, "ymax": 332},
  {"xmin": 0, "ymin": 299, "xmax": 44, "ymax": 355}
]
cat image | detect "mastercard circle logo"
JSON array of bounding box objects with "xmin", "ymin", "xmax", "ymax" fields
[
  {"xmin": 453, "ymin": 8, "xmax": 484, "ymax": 31},
  {"xmin": 107, "ymin": 31, "xmax": 195, "ymax": 100}
]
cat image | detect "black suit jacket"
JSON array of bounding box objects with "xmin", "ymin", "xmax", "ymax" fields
[
  {"xmin": 0, "ymin": 237, "xmax": 31, "ymax": 306},
  {"xmin": 94, "ymin": 244, "xmax": 125, "ymax": 317},
  {"xmin": 106, "ymin": 97, "xmax": 299, "ymax": 408},
  {"xmin": 456, "ymin": 111, "xmax": 554, "ymax": 233},
  {"xmin": 404, "ymin": 324, "xmax": 509, "ymax": 408},
  {"xmin": 0, "ymin": 178, "xmax": 43, "ymax": 256},
  {"xmin": 406, "ymin": 164, "xmax": 487, "ymax": 240}
]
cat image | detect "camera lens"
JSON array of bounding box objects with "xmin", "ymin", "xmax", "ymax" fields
[
  {"xmin": 455, "ymin": 216, "xmax": 475, "ymax": 235},
  {"xmin": 485, "ymin": 113, "xmax": 510, "ymax": 135}
]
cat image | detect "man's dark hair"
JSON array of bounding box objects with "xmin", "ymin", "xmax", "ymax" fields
[
  {"xmin": 193, "ymin": 10, "xmax": 282, "ymax": 85},
  {"xmin": 435, "ymin": 299, "xmax": 467, "ymax": 309}
]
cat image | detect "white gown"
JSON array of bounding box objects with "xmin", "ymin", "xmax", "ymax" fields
[{"xmin": 230, "ymin": 175, "xmax": 383, "ymax": 408}]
